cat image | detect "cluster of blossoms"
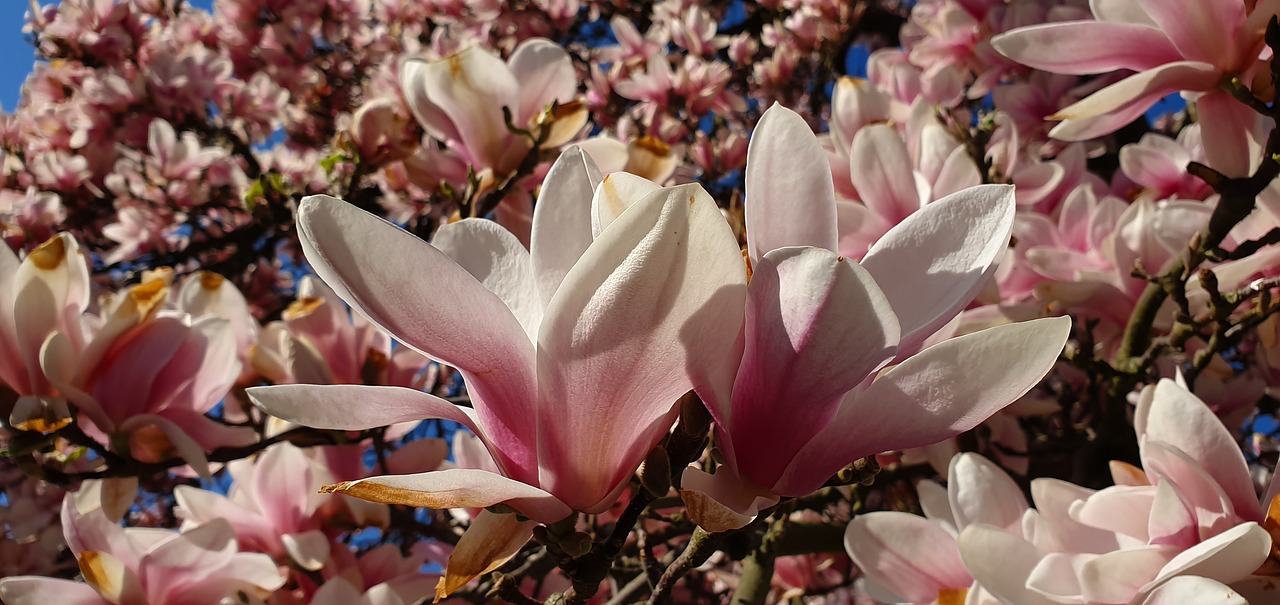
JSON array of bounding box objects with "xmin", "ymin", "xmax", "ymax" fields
[{"xmin": 3, "ymin": 0, "xmax": 1280, "ymax": 603}]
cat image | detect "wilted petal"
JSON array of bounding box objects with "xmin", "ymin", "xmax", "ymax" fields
[
  {"xmin": 845, "ymin": 512, "xmax": 971, "ymax": 603},
  {"xmin": 679, "ymin": 466, "xmax": 779, "ymax": 533},
  {"xmin": 321, "ymin": 468, "xmax": 572, "ymax": 523},
  {"xmin": 745, "ymin": 105, "xmax": 838, "ymax": 263},
  {"xmin": 535, "ymin": 184, "xmax": 746, "ymax": 513},
  {"xmin": 435, "ymin": 510, "xmax": 535, "ymax": 600},
  {"xmin": 861, "ymin": 185, "xmax": 1016, "ymax": 354}
]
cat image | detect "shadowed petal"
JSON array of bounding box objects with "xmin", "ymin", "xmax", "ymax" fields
[{"xmin": 536, "ymin": 184, "xmax": 746, "ymax": 513}]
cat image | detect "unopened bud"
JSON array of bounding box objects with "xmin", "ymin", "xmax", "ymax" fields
[{"xmin": 639, "ymin": 444, "xmax": 671, "ymax": 497}]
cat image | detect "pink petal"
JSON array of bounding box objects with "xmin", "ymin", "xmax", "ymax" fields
[
  {"xmin": 432, "ymin": 218, "xmax": 541, "ymax": 340},
  {"xmin": 295, "ymin": 196, "xmax": 538, "ymax": 476},
  {"xmin": 248, "ymin": 443, "xmax": 313, "ymax": 534},
  {"xmin": 400, "ymin": 60, "xmax": 463, "ymax": 145},
  {"xmin": 860, "ymin": 185, "xmax": 1016, "ymax": 354},
  {"xmin": 322, "ymin": 468, "xmax": 572, "ymax": 524},
  {"xmin": 1136, "ymin": 0, "xmax": 1244, "ymax": 66},
  {"xmin": 1030, "ymin": 478, "xmax": 1120, "ymax": 553},
  {"xmin": 1050, "ymin": 62, "xmax": 1220, "ymax": 141},
  {"xmin": 1080, "ymin": 546, "xmax": 1177, "ymax": 604},
  {"xmin": 1142, "ymin": 441, "xmax": 1237, "ymax": 538},
  {"xmin": 246, "ymin": 384, "xmax": 491, "ymax": 465},
  {"xmin": 849, "ymin": 124, "xmax": 920, "ymax": 223},
  {"xmin": 845, "ymin": 512, "xmax": 971, "ymax": 603},
  {"xmin": 829, "ymin": 77, "xmax": 890, "ymax": 153},
  {"xmin": 991, "ymin": 22, "xmax": 1182, "ymax": 75},
  {"xmin": 139, "ymin": 518, "xmax": 238, "ymax": 600},
  {"xmin": 958, "ymin": 525, "xmax": 1057, "ymax": 605},
  {"xmin": 0, "ymin": 578, "xmax": 108, "ymax": 605},
  {"xmin": 1197, "ymin": 90, "xmax": 1266, "ymax": 179},
  {"xmin": 282, "ymin": 530, "xmax": 331, "ymax": 571},
  {"xmin": 729, "ymin": 246, "xmax": 899, "ymax": 490},
  {"xmin": 745, "ymin": 105, "xmax": 839, "ymax": 263},
  {"xmin": 530, "ymin": 147, "xmax": 602, "ymax": 307},
  {"xmin": 1136, "ymin": 380, "xmax": 1262, "ymax": 522},
  {"xmin": 948, "ymin": 453, "xmax": 1029, "ymax": 533},
  {"xmin": 1071, "ymin": 485, "xmax": 1157, "ymax": 541},
  {"xmin": 1147, "ymin": 522, "xmax": 1272, "ymax": 594},
  {"xmin": 173, "ymin": 486, "xmax": 277, "ymax": 555},
  {"xmin": 507, "ymin": 39, "xmax": 576, "ymax": 125},
  {"xmin": 1148, "ymin": 477, "xmax": 1201, "ymax": 549},
  {"xmin": 536, "ymin": 184, "xmax": 746, "ymax": 513},
  {"xmin": 783, "ymin": 316, "xmax": 1069, "ymax": 488}
]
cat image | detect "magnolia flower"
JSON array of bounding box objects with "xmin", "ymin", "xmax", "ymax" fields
[
  {"xmin": 992, "ymin": 0, "xmax": 1279, "ymax": 175},
  {"xmin": 955, "ymin": 380, "xmax": 1275, "ymax": 604},
  {"xmin": 248, "ymin": 147, "xmax": 746, "ymax": 596},
  {"xmin": 41, "ymin": 272, "xmax": 254, "ymax": 477},
  {"xmin": 0, "ymin": 494, "xmax": 285, "ymax": 605},
  {"xmin": 677, "ymin": 105, "xmax": 1071, "ymax": 532},
  {"xmin": 400, "ymin": 38, "xmax": 586, "ymax": 178},
  {"xmin": 0, "ymin": 233, "xmax": 89, "ymax": 433}
]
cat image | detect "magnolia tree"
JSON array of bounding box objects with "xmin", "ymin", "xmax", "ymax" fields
[{"xmin": 3, "ymin": 0, "xmax": 1280, "ymax": 603}]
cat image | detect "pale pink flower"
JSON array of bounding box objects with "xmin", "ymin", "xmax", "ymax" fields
[
  {"xmin": 247, "ymin": 147, "xmax": 746, "ymax": 596},
  {"xmin": 0, "ymin": 233, "xmax": 90, "ymax": 433},
  {"xmin": 992, "ymin": 0, "xmax": 1280, "ymax": 173},
  {"xmin": 0, "ymin": 494, "xmax": 286, "ymax": 605},
  {"xmin": 40, "ymin": 274, "xmax": 255, "ymax": 477},
  {"xmin": 677, "ymin": 105, "xmax": 1070, "ymax": 532},
  {"xmin": 400, "ymin": 38, "xmax": 585, "ymax": 177}
]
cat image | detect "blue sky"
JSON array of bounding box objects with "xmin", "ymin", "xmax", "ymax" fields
[{"xmin": 0, "ymin": 3, "xmax": 36, "ymax": 112}]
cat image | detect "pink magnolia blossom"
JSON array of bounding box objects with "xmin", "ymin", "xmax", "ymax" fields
[
  {"xmin": 955, "ymin": 380, "xmax": 1274, "ymax": 604},
  {"xmin": 992, "ymin": 0, "xmax": 1280, "ymax": 174},
  {"xmin": 400, "ymin": 38, "xmax": 585, "ymax": 178},
  {"xmin": 677, "ymin": 105, "xmax": 1070, "ymax": 532},
  {"xmin": 40, "ymin": 272, "xmax": 255, "ymax": 477},
  {"xmin": 0, "ymin": 494, "xmax": 286, "ymax": 605},
  {"xmin": 247, "ymin": 147, "xmax": 746, "ymax": 595}
]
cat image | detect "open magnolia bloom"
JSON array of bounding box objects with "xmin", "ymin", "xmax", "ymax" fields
[
  {"xmin": 0, "ymin": 494, "xmax": 285, "ymax": 605},
  {"xmin": 248, "ymin": 147, "xmax": 747, "ymax": 596},
  {"xmin": 679, "ymin": 105, "xmax": 1072, "ymax": 532},
  {"xmin": 991, "ymin": 0, "xmax": 1279, "ymax": 176}
]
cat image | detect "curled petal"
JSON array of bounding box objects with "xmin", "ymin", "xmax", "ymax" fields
[
  {"xmin": 321, "ymin": 468, "xmax": 572, "ymax": 524},
  {"xmin": 436, "ymin": 510, "xmax": 535, "ymax": 600}
]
